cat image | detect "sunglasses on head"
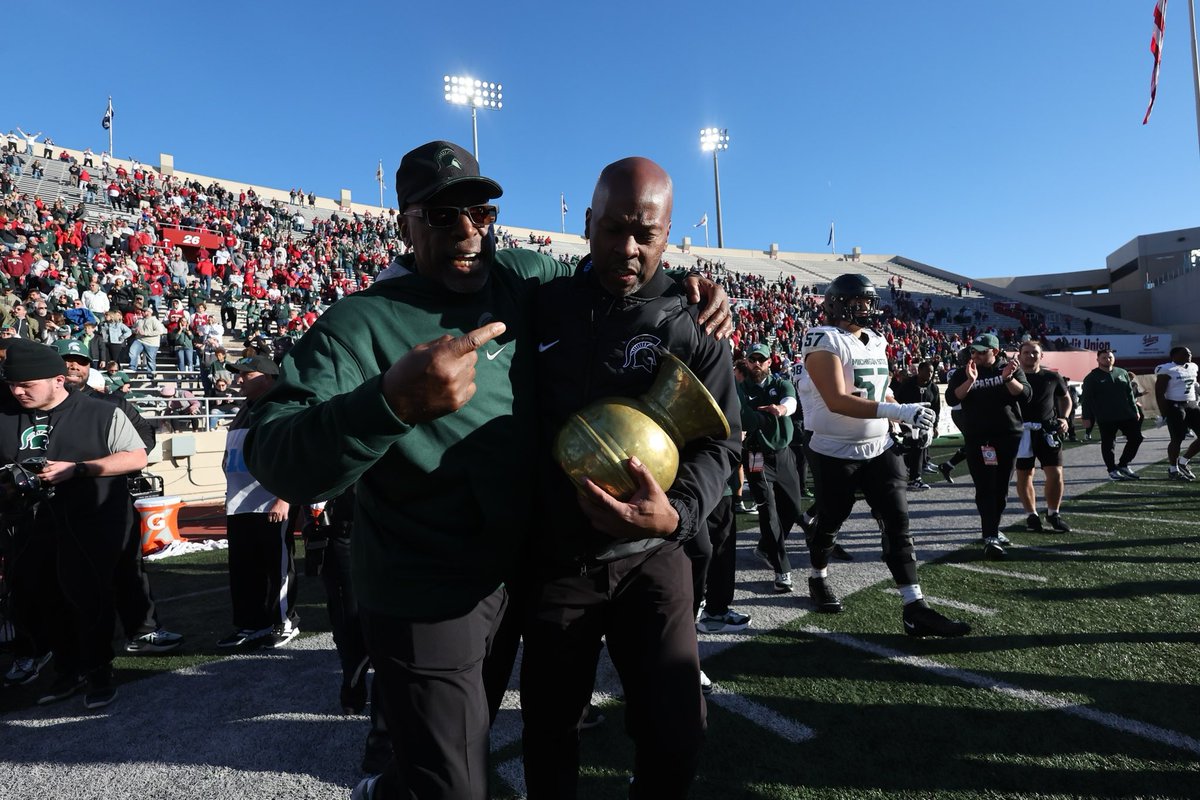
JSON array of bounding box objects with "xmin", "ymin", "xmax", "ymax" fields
[{"xmin": 402, "ymin": 204, "xmax": 498, "ymax": 229}]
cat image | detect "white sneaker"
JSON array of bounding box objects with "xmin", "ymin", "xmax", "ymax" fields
[{"xmin": 699, "ymin": 670, "xmax": 714, "ymax": 695}]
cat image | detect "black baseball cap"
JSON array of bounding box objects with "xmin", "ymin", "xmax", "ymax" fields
[
  {"xmin": 228, "ymin": 355, "xmax": 279, "ymax": 376},
  {"xmin": 394, "ymin": 141, "xmax": 503, "ymax": 210}
]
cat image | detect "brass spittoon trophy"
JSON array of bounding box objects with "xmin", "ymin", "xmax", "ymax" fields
[{"xmin": 554, "ymin": 352, "xmax": 730, "ymax": 500}]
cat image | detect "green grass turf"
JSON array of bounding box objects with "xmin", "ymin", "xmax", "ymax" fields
[
  {"xmin": 5, "ymin": 437, "xmax": 1198, "ymax": 798},
  {"xmin": 487, "ymin": 443, "xmax": 1200, "ymax": 799}
]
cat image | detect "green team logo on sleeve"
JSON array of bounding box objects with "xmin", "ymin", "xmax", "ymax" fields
[{"xmin": 19, "ymin": 424, "xmax": 52, "ymax": 450}]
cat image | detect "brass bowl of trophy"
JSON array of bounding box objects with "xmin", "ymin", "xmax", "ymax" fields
[{"xmin": 554, "ymin": 353, "xmax": 730, "ymax": 500}]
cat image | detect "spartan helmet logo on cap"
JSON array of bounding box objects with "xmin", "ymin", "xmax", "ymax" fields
[{"xmin": 435, "ymin": 148, "xmax": 462, "ymax": 172}]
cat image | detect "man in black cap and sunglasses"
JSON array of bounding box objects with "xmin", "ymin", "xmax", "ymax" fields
[{"xmin": 245, "ymin": 141, "xmax": 730, "ymax": 800}]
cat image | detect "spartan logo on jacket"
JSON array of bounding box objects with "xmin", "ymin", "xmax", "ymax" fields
[
  {"xmin": 19, "ymin": 424, "xmax": 51, "ymax": 450},
  {"xmin": 621, "ymin": 334, "xmax": 662, "ymax": 372}
]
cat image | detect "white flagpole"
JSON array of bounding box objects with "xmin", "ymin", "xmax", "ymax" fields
[
  {"xmin": 378, "ymin": 159, "xmax": 384, "ymax": 208},
  {"xmin": 1189, "ymin": 0, "xmax": 1200, "ymax": 158},
  {"xmin": 560, "ymin": 193, "xmax": 566, "ymax": 234},
  {"xmin": 108, "ymin": 96, "xmax": 113, "ymax": 158},
  {"xmin": 830, "ymin": 221, "xmax": 836, "ymax": 254},
  {"xmin": 704, "ymin": 218, "xmax": 709, "ymax": 248}
]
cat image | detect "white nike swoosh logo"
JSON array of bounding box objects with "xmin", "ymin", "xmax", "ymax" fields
[
  {"xmin": 904, "ymin": 620, "xmax": 916, "ymax": 630},
  {"xmin": 538, "ymin": 340, "xmax": 560, "ymax": 353},
  {"xmin": 486, "ymin": 343, "xmax": 510, "ymax": 361}
]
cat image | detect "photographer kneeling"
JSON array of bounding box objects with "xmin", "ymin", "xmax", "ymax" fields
[{"xmin": 0, "ymin": 340, "xmax": 148, "ymax": 709}]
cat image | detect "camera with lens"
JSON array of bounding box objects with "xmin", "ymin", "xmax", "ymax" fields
[{"xmin": 0, "ymin": 458, "xmax": 55, "ymax": 516}]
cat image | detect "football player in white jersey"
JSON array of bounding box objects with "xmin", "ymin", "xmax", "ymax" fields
[
  {"xmin": 798, "ymin": 274, "xmax": 969, "ymax": 637},
  {"xmin": 1154, "ymin": 346, "xmax": 1200, "ymax": 481}
]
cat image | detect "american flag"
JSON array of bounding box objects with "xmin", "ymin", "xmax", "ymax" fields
[{"xmin": 1144, "ymin": 0, "xmax": 1168, "ymax": 124}]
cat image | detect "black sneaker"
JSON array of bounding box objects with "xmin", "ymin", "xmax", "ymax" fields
[
  {"xmin": 83, "ymin": 669, "xmax": 118, "ymax": 710},
  {"xmin": 216, "ymin": 627, "xmax": 272, "ymax": 648},
  {"xmin": 983, "ymin": 536, "xmax": 1006, "ymax": 560},
  {"xmin": 1117, "ymin": 466, "xmax": 1141, "ymax": 480},
  {"xmin": 37, "ymin": 673, "xmax": 85, "ymax": 706},
  {"xmin": 808, "ymin": 577, "xmax": 843, "ymax": 613},
  {"xmin": 1047, "ymin": 513, "xmax": 1071, "ymax": 532},
  {"xmin": 125, "ymin": 629, "xmax": 183, "ymax": 654},
  {"xmin": 938, "ymin": 462, "xmax": 955, "ymax": 483},
  {"xmin": 903, "ymin": 600, "xmax": 971, "ymax": 638},
  {"xmin": 267, "ymin": 622, "xmax": 300, "ymax": 648},
  {"xmin": 1026, "ymin": 513, "xmax": 1043, "ymax": 532}
]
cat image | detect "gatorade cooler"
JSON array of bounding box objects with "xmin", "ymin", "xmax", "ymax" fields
[{"xmin": 135, "ymin": 495, "xmax": 184, "ymax": 555}]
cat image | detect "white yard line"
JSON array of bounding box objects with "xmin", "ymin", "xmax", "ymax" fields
[
  {"xmin": 1017, "ymin": 544, "xmax": 1085, "ymax": 556},
  {"xmin": 1069, "ymin": 511, "xmax": 1200, "ymax": 527},
  {"xmin": 943, "ymin": 563, "xmax": 1049, "ymax": 582},
  {"xmin": 707, "ymin": 685, "xmax": 816, "ymax": 743},
  {"xmin": 1059, "ymin": 528, "xmax": 1115, "ymax": 537},
  {"xmin": 802, "ymin": 626, "xmax": 1200, "ymax": 757}
]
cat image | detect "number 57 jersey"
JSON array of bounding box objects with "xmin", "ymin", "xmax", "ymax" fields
[{"xmin": 798, "ymin": 325, "xmax": 893, "ymax": 460}]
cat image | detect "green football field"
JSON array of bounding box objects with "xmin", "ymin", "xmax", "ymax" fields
[
  {"xmin": 489, "ymin": 444, "xmax": 1200, "ymax": 799},
  {"xmin": 2, "ymin": 440, "xmax": 1197, "ymax": 799}
]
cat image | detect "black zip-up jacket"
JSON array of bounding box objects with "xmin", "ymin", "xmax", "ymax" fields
[
  {"xmin": 946, "ymin": 357, "xmax": 1031, "ymax": 440},
  {"xmin": 533, "ymin": 258, "xmax": 741, "ymax": 567}
]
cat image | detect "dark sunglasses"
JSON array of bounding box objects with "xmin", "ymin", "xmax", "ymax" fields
[
  {"xmin": 748, "ymin": 355, "xmax": 769, "ymax": 364},
  {"xmin": 402, "ymin": 204, "xmax": 498, "ymax": 229}
]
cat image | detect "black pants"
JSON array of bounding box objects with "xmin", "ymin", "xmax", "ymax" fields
[
  {"xmin": 8, "ymin": 514, "xmax": 124, "ymax": 678},
  {"xmin": 114, "ymin": 512, "xmax": 159, "ymax": 637},
  {"xmin": 747, "ymin": 446, "xmax": 804, "ymax": 574},
  {"xmin": 225, "ymin": 512, "xmax": 297, "ymax": 631},
  {"xmin": 521, "ymin": 545, "xmax": 704, "ymax": 800},
  {"xmin": 685, "ymin": 494, "xmax": 736, "ymax": 616},
  {"xmin": 362, "ymin": 586, "xmax": 507, "ymax": 800},
  {"xmin": 320, "ymin": 535, "xmax": 389, "ymax": 764},
  {"xmin": 789, "ymin": 438, "xmax": 809, "ymax": 492},
  {"xmin": 1098, "ymin": 417, "xmax": 1144, "ymax": 472},
  {"xmin": 963, "ymin": 434, "xmax": 1022, "ymax": 537},
  {"xmin": 806, "ymin": 446, "xmax": 918, "ymax": 586},
  {"xmin": 903, "ymin": 444, "xmax": 929, "ymax": 481}
]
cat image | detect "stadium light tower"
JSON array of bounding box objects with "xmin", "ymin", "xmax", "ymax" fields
[
  {"xmin": 699, "ymin": 127, "xmax": 729, "ymax": 248},
  {"xmin": 443, "ymin": 75, "xmax": 503, "ymax": 163}
]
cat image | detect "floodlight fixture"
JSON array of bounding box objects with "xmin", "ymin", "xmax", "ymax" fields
[
  {"xmin": 443, "ymin": 74, "xmax": 504, "ymax": 161},
  {"xmin": 699, "ymin": 127, "xmax": 730, "ymax": 247},
  {"xmin": 699, "ymin": 127, "xmax": 729, "ymax": 152}
]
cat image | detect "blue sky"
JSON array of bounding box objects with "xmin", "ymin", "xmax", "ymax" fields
[{"xmin": 5, "ymin": 1, "xmax": 1197, "ymax": 278}]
